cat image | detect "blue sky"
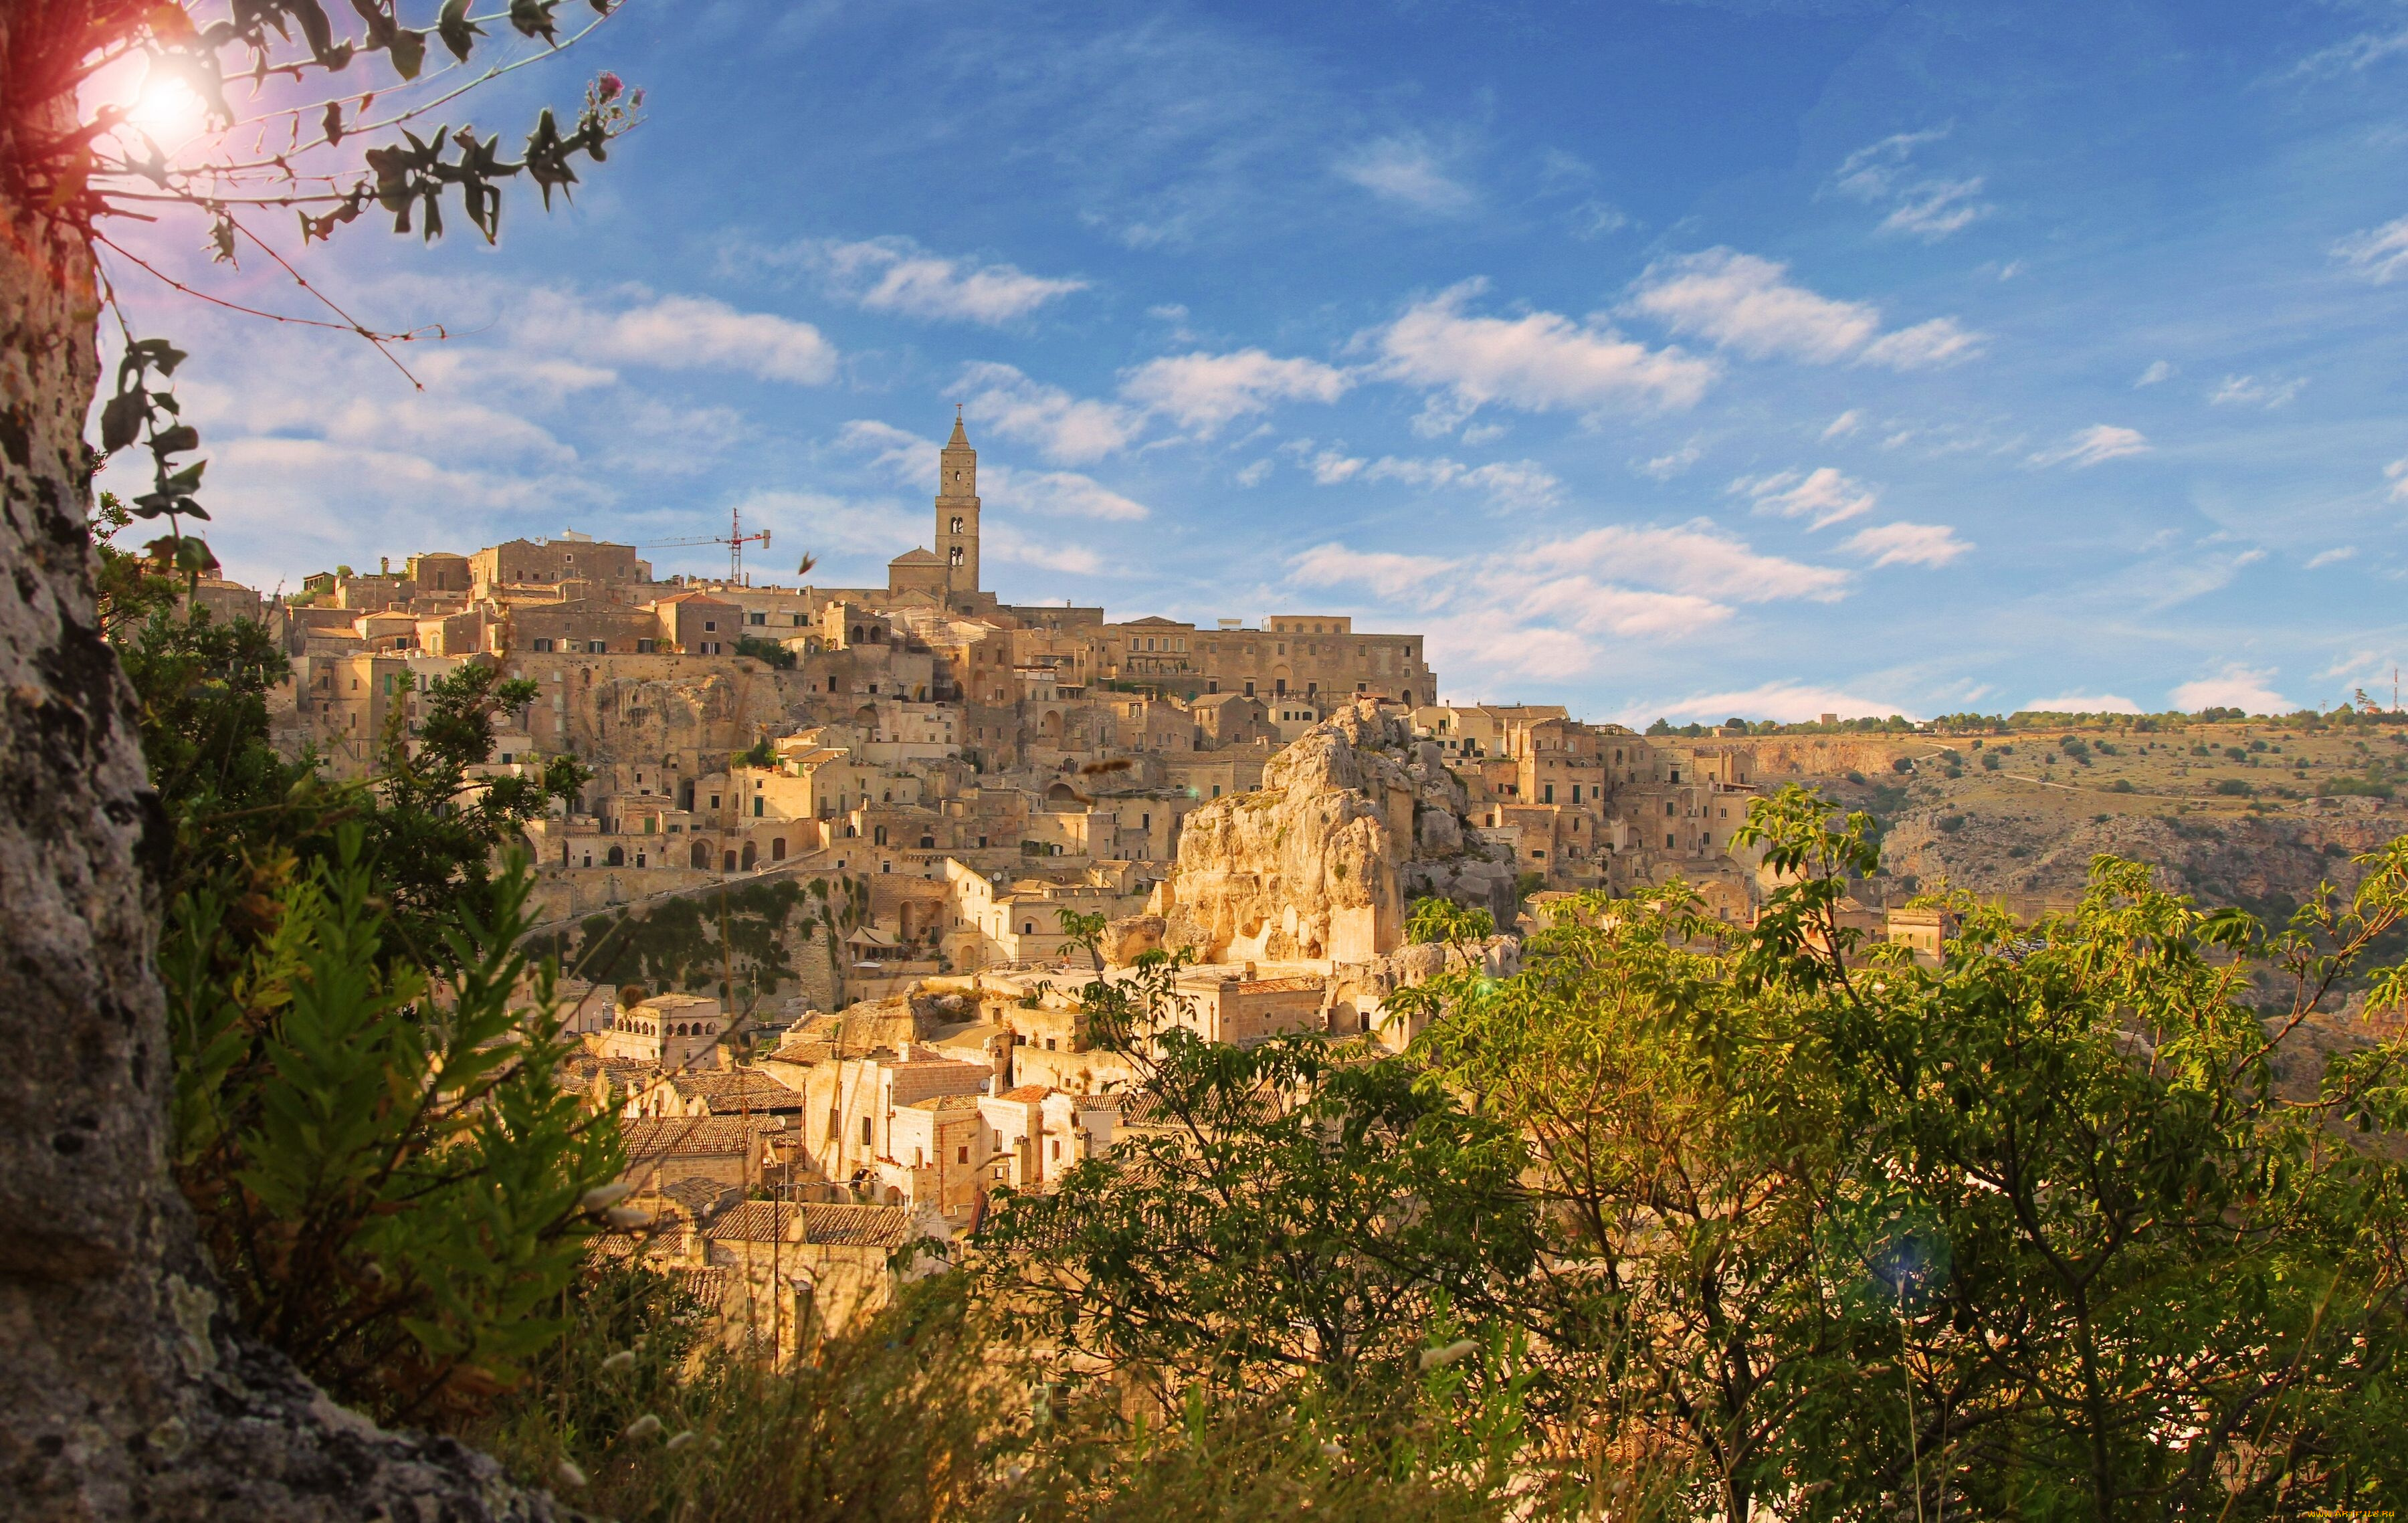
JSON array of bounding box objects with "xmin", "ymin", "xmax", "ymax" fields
[{"xmin": 99, "ymin": 0, "xmax": 2408, "ymax": 722}]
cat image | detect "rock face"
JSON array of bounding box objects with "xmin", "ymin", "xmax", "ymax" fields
[
  {"xmin": 1164, "ymin": 704, "xmax": 1514, "ymax": 963},
  {"xmin": 0, "ymin": 27, "xmax": 557, "ymax": 1516}
]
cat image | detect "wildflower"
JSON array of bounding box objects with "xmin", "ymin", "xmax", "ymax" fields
[
  {"xmin": 601, "ymin": 1350, "xmax": 636, "ymax": 1373},
  {"xmin": 597, "ymin": 72, "xmax": 623, "ymax": 102},
  {"xmin": 553, "ymin": 1459, "xmax": 589, "ymax": 1491},
  {"xmin": 622, "ymin": 1413, "xmax": 663, "ymax": 1441},
  {"xmin": 666, "ymin": 1430, "xmax": 700, "ymax": 1452}
]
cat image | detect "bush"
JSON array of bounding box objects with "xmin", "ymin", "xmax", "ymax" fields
[
  {"xmin": 2108, "ymin": 778, "xmax": 2135, "ymax": 793},
  {"xmin": 165, "ymin": 831, "xmax": 619, "ymax": 1423},
  {"xmin": 1891, "ymin": 756, "xmax": 1914, "ymax": 773},
  {"xmin": 735, "ymin": 634, "xmax": 796, "ymax": 670},
  {"xmin": 2213, "ymin": 778, "xmax": 2254, "ymax": 797}
]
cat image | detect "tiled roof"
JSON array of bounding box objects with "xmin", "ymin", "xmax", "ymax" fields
[
  {"xmin": 802, "ymin": 1203, "xmax": 912, "ymax": 1248},
  {"xmin": 997, "ymin": 1084, "xmax": 1054, "ymax": 1103},
  {"xmin": 706, "ymin": 1201, "xmax": 801, "ymax": 1243},
  {"xmin": 670, "ymin": 1069, "xmax": 804, "ymax": 1111},
  {"xmin": 623, "ymin": 1117, "xmax": 761, "ymax": 1159},
  {"xmin": 659, "ymin": 1176, "xmax": 743, "ymax": 1221}
]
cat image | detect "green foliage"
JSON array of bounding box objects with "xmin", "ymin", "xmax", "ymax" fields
[
  {"xmin": 1399, "ymin": 787, "xmax": 2408, "ymax": 1516},
  {"xmin": 1405, "ymin": 896, "xmax": 1497, "ymax": 956},
  {"xmin": 735, "ymin": 635, "xmax": 796, "ymax": 670},
  {"xmin": 2215, "ymin": 777, "xmax": 2255, "ymax": 797},
  {"xmin": 163, "ymin": 829, "xmax": 620, "ymax": 1421},
  {"xmin": 103, "ymin": 534, "xmax": 616, "ymax": 1423},
  {"xmin": 527, "ymin": 878, "xmax": 810, "ymax": 1004},
  {"xmin": 367, "ymin": 662, "xmax": 589, "ymax": 953},
  {"xmin": 975, "ymin": 952, "xmax": 1538, "ymax": 1397}
]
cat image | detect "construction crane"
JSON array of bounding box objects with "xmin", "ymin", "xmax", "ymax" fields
[{"xmin": 639, "ymin": 506, "xmax": 771, "ymax": 585}]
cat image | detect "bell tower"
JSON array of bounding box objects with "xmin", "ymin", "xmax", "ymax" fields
[{"xmin": 936, "ymin": 407, "xmax": 980, "ymax": 602}]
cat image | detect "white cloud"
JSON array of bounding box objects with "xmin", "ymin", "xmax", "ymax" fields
[
  {"xmin": 1290, "ymin": 542, "xmax": 1456, "ymax": 599},
  {"xmin": 1830, "ymin": 127, "xmax": 1952, "ymax": 200},
  {"xmin": 1829, "ymin": 128, "xmax": 1993, "ymax": 241},
  {"xmin": 1621, "ymin": 681, "xmax": 1911, "ymax": 727},
  {"xmin": 1357, "ymin": 454, "xmax": 1561, "ymax": 508},
  {"xmin": 2030, "ymin": 424, "xmax": 2150, "ymax": 468},
  {"xmin": 1822, "ymin": 409, "xmax": 1863, "ymax": 439},
  {"xmin": 1530, "ymin": 520, "xmax": 1851, "ymax": 603},
  {"xmin": 2289, "ymin": 28, "xmax": 2408, "ymax": 79},
  {"xmin": 729, "ymin": 488, "xmax": 920, "ymax": 562},
  {"xmin": 1118, "ymin": 348, "xmax": 1353, "ymax": 431},
  {"xmin": 2170, "ymin": 665, "xmax": 2290, "ymax": 714},
  {"xmin": 2334, "ymin": 216, "xmax": 2408, "ymax": 283},
  {"xmin": 1334, "ymin": 135, "xmax": 1477, "ymax": 215},
  {"xmin": 2209, "ymin": 374, "xmax": 2308, "ymax": 409},
  {"xmin": 1730, "ymin": 466, "xmax": 1879, "ymax": 529},
  {"xmin": 1858, "ymin": 316, "xmax": 1987, "ymax": 370},
  {"xmin": 832, "ymin": 417, "xmax": 1150, "ymax": 521},
  {"xmin": 2134, "ymin": 359, "xmax": 2175, "ymax": 387},
  {"xmin": 1460, "ymin": 421, "xmax": 1509, "ymax": 445},
  {"xmin": 1306, "ymin": 448, "xmax": 1365, "ymax": 484},
  {"xmin": 1629, "ymin": 250, "xmax": 1875, "ymax": 362},
  {"xmin": 1376, "ymin": 279, "xmax": 1718, "ymax": 425},
  {"xmin": 1843, "ymin": 520, "xmax": 1973, "ymax": 569},
  {"xmin": 2308, "ymin": 546, "xmax": 2356, "ymax": 569},
  {"xmin": 956, "ymin": 361, "xmax": 1142, "ymax": 464},
  {"xmin": 2021, "ymin": 692, "xmax": 2141, "ymax": 714},
  {"xmin": 804, "ymin": 236, "xmax": 1085, "ymax": 325},
  {"xmin": 1571, "ymin": 200, "xmax": 1630, "ymax": 238},
  {"xmin": 1880, "ymin": 178, "xmax": 1990, "ymax": 240},
  {"xmin": 1234, "ymin": 458, "xmax": 1274, "ymax": 487},
  {"xmin": 1288, "ymin": 518, "xmax": 1850, "ymax": 687},
  {"xmin": 983, "ymin": 520, "xmax": 1105, "ymax": 575},
  {"xmin": 2388, "ymin": 455, "xmax": 2408, "ymax": 502},
  {"xmin": 1625, "ymin": 249, "xmax": 1983, "ymax": 370},
  {"xmin": 519, "ymin": 290, "xmax": 839, "ymax": 385},
  {"xmin": 1640, "ymin": 440, "xmax": 1702, "ymax": 480},
  {"xmin": 983, "ymin": 470, "xmax": 1150, "ymax": 522}
]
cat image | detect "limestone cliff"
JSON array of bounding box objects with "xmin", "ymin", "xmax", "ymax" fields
[{"xmin": 1163, "ymin": 704, "xmax": 1514, "ymax": 963}]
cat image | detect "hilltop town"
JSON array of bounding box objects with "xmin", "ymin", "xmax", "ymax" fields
[{"xmin": 185, "ymin": 416, "xmax": 2408, "ymax": 1349}]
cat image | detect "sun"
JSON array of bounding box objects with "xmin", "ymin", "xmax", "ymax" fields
[{"xmin": 123, "ymin": 70, "xmax": 209, "ymax": 144}]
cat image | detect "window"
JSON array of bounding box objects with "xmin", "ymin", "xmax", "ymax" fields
[
  {"xmin": 861, "ymin": 1116, "xmax": 872, "ymax": 1145},
  {"xmin": 709, "ymin": 795, "xmax": 721, "ymax": 809},
  {"xmin": 1544, "ymin": 784, "xmax": 1554, "ymax": 803},
  {"xmin": 1668, "ymin": 833, "xmax": 1676, "ymax": 848},
  {"xmin": 532, "ymin": 637, "xmax": 554, "ymax": 653},
  {"xmin": 957, "ymin": 1145, "xmax": 970, "ymax": 1164},
  {"xmin": 748, "ymin": 611, "xmax": 765, "ymax": 625}
]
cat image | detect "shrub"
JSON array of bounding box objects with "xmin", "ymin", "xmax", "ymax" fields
[
  {"xmin": 735, "ymin": 634, "xmax": 796, "ymax": 670},
  {"xmin": 1937, "ymin": 814, "xmax": 1966, "ymax": 834},
  {"xmin": 164, "ymin": 832, "xmax": 619, "ymax": 1423},
  {"xmin": 2213, "ymin": 778, "xmax": 2254, "ymax": 797},
  {"xmin": 1891, "ymin": 756, "xmax": 1914, "ymax": 773},
  {"xmin": 2108, "ymin": 778, "xmax": 2135, "ymax": 793}
]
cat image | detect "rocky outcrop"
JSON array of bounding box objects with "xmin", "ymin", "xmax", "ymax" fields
[
  {"xmin": 1101, "ymin": 914, "xmax": 1166, "ymax": 966},
  {"xmin": 1, "ymin": 55, "xmax": 562, "ymax": 1509},
  {"xmin": 1163, "ymin": 704, "xmax": 1513, "ymax": 963}
]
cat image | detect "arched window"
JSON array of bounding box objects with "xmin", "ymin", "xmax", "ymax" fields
[
  {"xmin": 771, "ymin": 837, "xmax": 786, "ymax": 860},
  {"xmin": 874, "ymin": 825, "xmax": 887, "ymax": 845},
  {"xmin": 605, "ymin": 845, "xmax": 624, "ymax": 867},
  {"xmin": 918, "ymin": 835, "xmax": 934, "ymax": 849},
  {"xmin": 740, "ymin": 841, "xmax": 757, "ymax": 870},
  {"xmin": 690, "ymin": 841, "xmax": 710, "ymax": 870},
  {"xmin": 722, "ymin": 850, "xmax": 737, "ymax": 871}
]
